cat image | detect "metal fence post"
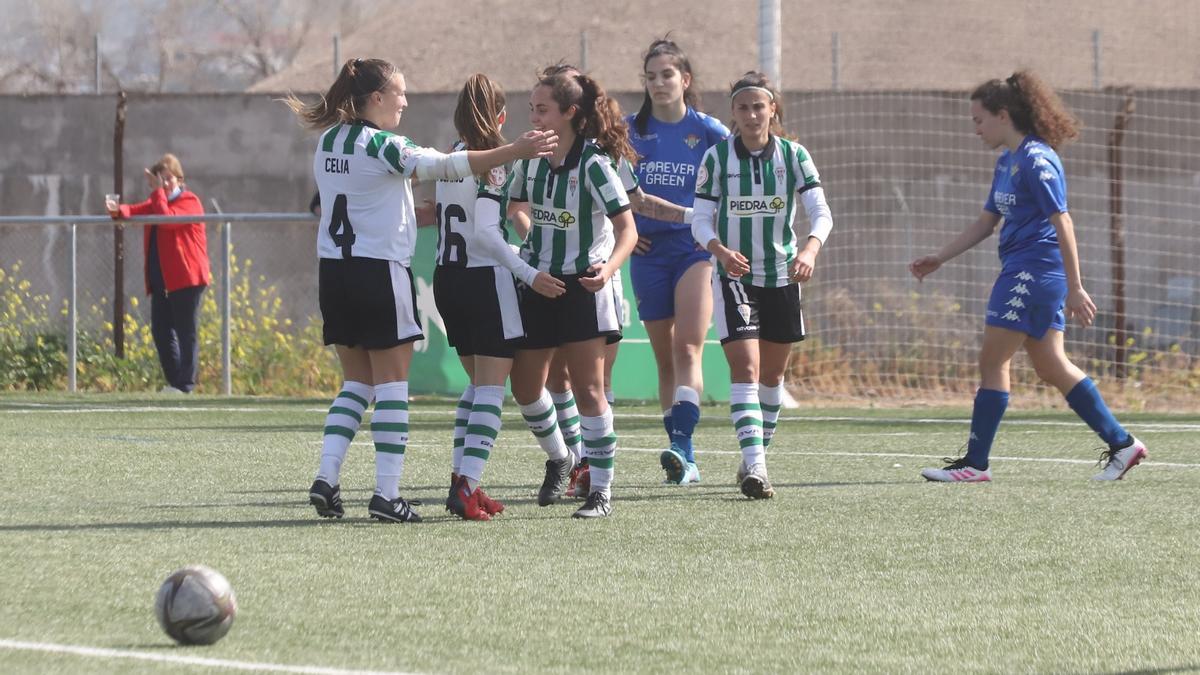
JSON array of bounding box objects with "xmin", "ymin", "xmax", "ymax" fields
[
  {"xmin": 69, "ymin": 223, "xmax": 77, "ymax": 393},
  {"xmin": 222, "ymin": 219, "xmax": 232, "ymax": 395}
]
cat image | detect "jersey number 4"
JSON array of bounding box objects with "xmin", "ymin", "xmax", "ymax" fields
[
  {"xmin": 436, "ymin": 202, "xmax": 468, "ymax": 267},
  {"xmin": 329, "ymin": 194, "xmax": 355, "ymax": 258}
]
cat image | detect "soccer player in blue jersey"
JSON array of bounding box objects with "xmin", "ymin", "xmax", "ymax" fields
[
  {"xmin": 628, "ymin": 38, "xmax": 730, "ymax": 486},
  {"xmin": 910, "ymin": 71, "xmax": 1147, "ymax": 482}
]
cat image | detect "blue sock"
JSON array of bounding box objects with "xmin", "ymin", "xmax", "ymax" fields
[
  {"xmin": 964, "ymin": 388, "xmax": 1009, "ymax": 470},
  {"xmin": 671, "ymin": 402, "xmax": 700, "ymax": 464},
  {"xmin": 1066, "ymin": 377, "xmax": 1132, "ymax": 449},
  {"xmin": 662, "ymin": 410, "xmax": 673, "ymax": 446},
  {"xmin": 670, "ymin": 386, "xmax": 701, "ymax": 464}
]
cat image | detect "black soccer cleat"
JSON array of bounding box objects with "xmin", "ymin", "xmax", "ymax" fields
[
  {"xmin": 572, "ymin": 490, "xmax": 613, "ymax": 518},
  {"xmin": 309, "ymin": 479, "xmax": 344, "ymax": 518},
  {"xmin": 368, "ymin": 494, "xmax": 422, "ymax": 523},
  {"xmin": 537, "ymin": 456, "xmax": 573, "ymax": 506}
]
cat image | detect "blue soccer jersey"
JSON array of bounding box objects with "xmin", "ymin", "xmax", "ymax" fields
[
  {"xmin": 984, "ymin": 135, "xmax": 1067, "ymax": 271},
  {"xmin": 627, "ymin": 107, "xmax": 729, "ymax": 236}
]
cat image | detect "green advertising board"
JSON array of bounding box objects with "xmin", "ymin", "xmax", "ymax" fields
[{"xmin": 406, "ymin": 226, "xmax": 732, "ymax": 402}]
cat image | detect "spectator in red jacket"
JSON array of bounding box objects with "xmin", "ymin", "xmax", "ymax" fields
[{"xmin": 107, "ymin": 153, "xmax": 210, "ymax": 393}]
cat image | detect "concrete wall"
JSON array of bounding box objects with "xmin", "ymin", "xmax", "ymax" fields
[{"xmin": 2, "ymin": 90, "xmax": 1198, "ymax": 363}]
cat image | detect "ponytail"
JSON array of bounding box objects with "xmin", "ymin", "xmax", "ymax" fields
[
  {"xmin": 284, "ymin": 58, "xmax": 396, "ymax": 131},
  {"xmin": 454, "ymin": 73, "xmax": 506, "ymax": 151},
  {"xmin": 538, "ymin": 71, "xmax": 637, "ymax": 166}
]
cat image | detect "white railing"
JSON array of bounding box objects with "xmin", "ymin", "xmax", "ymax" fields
[{"xmin": 0, "ymin": 213, "xmax": 315, "ymax": 394}]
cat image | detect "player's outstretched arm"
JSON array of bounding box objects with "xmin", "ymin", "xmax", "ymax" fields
[
  {"xmin": 466, "ymin": 130, "xmax": 558, "ymax": 175},
  {"xmin": 909, "ymin": 210, "xmax": 1001, "ymax": 281}
]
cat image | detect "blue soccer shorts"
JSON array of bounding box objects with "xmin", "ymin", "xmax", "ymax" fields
[{"xmin": 984, "ymin": 266, "xmax": 1067, "ymax": 339}]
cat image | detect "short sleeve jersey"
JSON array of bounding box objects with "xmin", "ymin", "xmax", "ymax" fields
[
  {"xmin": 627, "ymin": 108, "xmax": 729, "ymax": 236},
  {"xmin": 314, "ymin": 120, "xmax": 446, "ymax": 264},
  {"xmin": 508, "ymin": 136, "xmax": 632, "ymax": 275},
  {"xmin": 694, "ymin": 134, "xmax": 822, "ymax": 288},
  {"xmin": 984, "ymin": 135, "xmax": 1066, "ymax": 271},
  {"xmin": 433, "ymin": 140, "xmax": 511, "ymax": 268}
]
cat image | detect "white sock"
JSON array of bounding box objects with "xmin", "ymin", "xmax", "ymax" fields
[
  {"xmin": 520, "ymin": 390, "xmax": 568, "ymax": 460},
  {"xmin": 461, "ymin": 385, "xmax": 504, "ymax": 483},
  {"xmin": 730, "ymin": 382, "xmax": 765, "ymax": 470},
  {"xmin": 759, "ymin": 382, "xmax": 784, "ymax": 448},
  {"xmin": 316, "ymin": 381, "xmax": 373, "ymax": 485},
  {"xmin": 371, "ymin": 381, "xmax": 409, "ymax": 500},
  {"xmin": 452, "ymin": 384, "xmax": 476, "ymax": 474},
  {"xmin": 549, "ymin": 388, "xmax": 582, "ymax": 464},
  {"xmin": 581, "ymin": 406, "xmax": 616, "ymax": 495}
]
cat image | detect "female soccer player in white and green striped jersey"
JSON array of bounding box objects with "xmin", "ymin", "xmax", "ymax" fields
[
  {"xmin": 691, "ymin": 72, "xmax": 833, "ymax": 499},
  {"xmin": 286, "ymin": 58, "xmax": 556, "ymax": 524},
  {"xmin": 434, "ymin": 74, "xmax": 567, "ymax": 521},
  {"xmin": 508, "ymin": 70, "xmax": 638, "ymax": 518}
]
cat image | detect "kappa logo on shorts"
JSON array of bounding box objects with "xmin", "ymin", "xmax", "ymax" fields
[
  {"xmin": 1002, "ymin": 310, "xmax": 1020, "ymax": 321},
  {"xmin": 1010, "ymin": 282, "xmax": 1031, "ymax": 296},
  {"xmin": 1015, "ymin": 271, "xmax": 1035, "ymax": 281},
  {"xmin": 736, "ymin": 303, "xmax": 752, "ymax": 326},
  {"xmin": 1006, "ymin": 297, "xmax": 1026, "ymax": 309}
]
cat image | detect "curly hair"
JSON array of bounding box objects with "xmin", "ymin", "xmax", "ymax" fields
[{"xmin": 970, "ymin": 70, "xmax": 1081, "ymax": 149}]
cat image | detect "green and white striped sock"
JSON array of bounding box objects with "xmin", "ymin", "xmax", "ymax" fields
[
  {"xmin": 452, "ymin": 385, "xmax": 476, "ymax": 475},
  {"xmin": 581, "ymin": 407, "xmax": 616, "ymax": 495},
  {"xmin": 371, "ymin": 381, "xmax": 409, "ymax": 500},
  {"xmin": 461, "ymin": 385, "xmax": 504, "ymax": 488},
  {"xmin": 521, "ymin": 391, "xmax": 568, "ymax": 461},
  {"xmin": 549, "ymin": 388, "xmax": 582, "ymax": 464},
  {"xmin": 759, "ymin": 383, "xmax": 784, "ymax": 449},
  {"xmin": 730, "ymin": 382, "xmax": 765, "ymax": 469},
  {"xmin": 316, "ymin": 381, "xmax": 373, "ymax": 486}
]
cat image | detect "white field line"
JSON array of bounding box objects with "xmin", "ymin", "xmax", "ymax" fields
[
  {"xmin": 317, "ymin": 440, "xmax": 1200, "ymax": 470},
  {"xmin": 0, "ymin": 638, "xmax": 415, "ymax": 675}
]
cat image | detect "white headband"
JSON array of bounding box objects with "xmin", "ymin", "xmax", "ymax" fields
[{"xmin": 730, "ymin": 85, "xmax": 775, "ymax": 100}]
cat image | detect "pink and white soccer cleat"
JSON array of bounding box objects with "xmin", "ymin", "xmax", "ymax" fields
[
  {"xmin": 1092, "ymin": 437, "xmax": 1147, "ymax": 481},
  {"xmin": 921, "ymin": 458, "xmax": 992, "ymax": 482}
]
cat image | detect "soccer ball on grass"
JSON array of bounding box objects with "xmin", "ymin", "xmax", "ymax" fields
[{"xmin": 154, "ymin": 565, "xmax": 237, "ymax": 645}]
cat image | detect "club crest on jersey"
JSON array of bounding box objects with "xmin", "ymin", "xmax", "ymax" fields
[
  {"xmin": 568, "ymin": 176, "xmax": 578, "ymax": 196},
  {"xmin": 727, "ymin": 196, "xmax": 786, "ymax": 217},
  {"xmin": 487, "ymin": 166, "xmax": 506, "ymax": 186},
  {"xmin": 696, "ymin": 165, "xmax": 708, "ymax": 188},
  {"xmin": 683, "ymin": 134, "xmax": 701, "ymax": 149}
]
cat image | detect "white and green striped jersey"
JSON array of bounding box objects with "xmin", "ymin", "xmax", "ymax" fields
[
  {"xmin": 314, "ymin": 120, "xmax": 462, "ymax": 264},
  {"xmin": 434, "ymin": 141, "xmax": 512, "ymax": 268},
  {"xmin": 508, "ymin": 137, "xmax": 631, "ymax": 276},
  {"xmin": 694, "ymin": 134, "xmax": 822, "ymax": 287}
]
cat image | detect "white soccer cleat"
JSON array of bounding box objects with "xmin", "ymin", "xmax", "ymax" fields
[
  {"xmin": 1092, "ymin": 437, "xmax": 1147, "ymax": 481},
  {"xmin": 921, "ymin": 458, "xmax": 992, "ymax": 482}
]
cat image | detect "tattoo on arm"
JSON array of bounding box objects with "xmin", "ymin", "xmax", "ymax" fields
[{"xmin": 632, "ymin": 190, "xmax": 686, "ymax": 223}]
